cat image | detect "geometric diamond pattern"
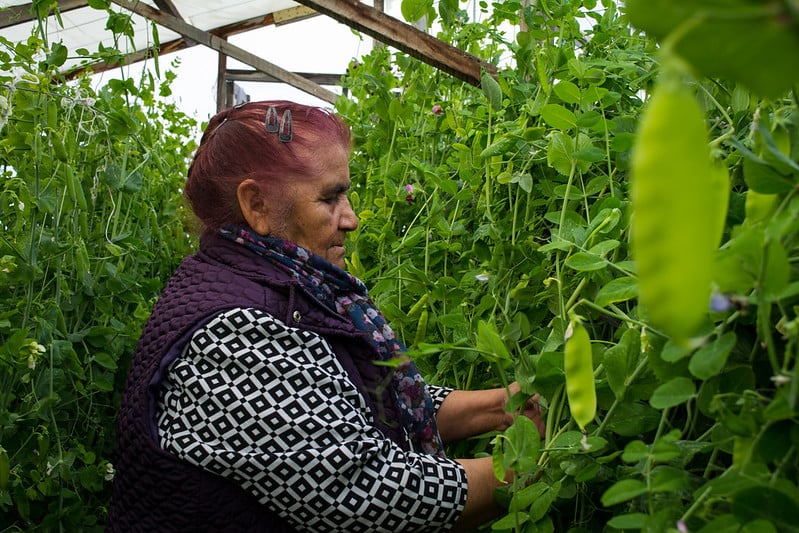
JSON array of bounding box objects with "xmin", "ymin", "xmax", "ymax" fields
[{"xmin": 157, "ymin": 307, "xmax": 467, "ymax": 532}]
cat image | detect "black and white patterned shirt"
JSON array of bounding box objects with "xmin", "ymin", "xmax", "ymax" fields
[{"xmin": 156, "ymin": 307, "xmax": 468, "ymax": 532}]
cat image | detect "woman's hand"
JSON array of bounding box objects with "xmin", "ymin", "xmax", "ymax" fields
[
  {"xmin": 436, "ymin": 383, "xmax": 546, "ymax": 444},
  {"xmin": 503, "ymin": 381, "xmax": 546, "ymax": 438}
]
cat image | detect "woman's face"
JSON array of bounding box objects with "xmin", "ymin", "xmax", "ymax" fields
[{"xmin": 271, "ymin": 140, "xmax": 359, "ymax": 269}]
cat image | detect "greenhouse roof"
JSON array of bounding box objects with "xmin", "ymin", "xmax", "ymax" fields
[{"xmin": 0, "ymin": 0, "xmax": 493, "ymax": 108}]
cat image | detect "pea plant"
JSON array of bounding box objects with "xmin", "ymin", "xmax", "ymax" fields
[
  {"xmin": 339, "ymin": 0, "xmax": 799, "ymax": 531},
  {"xmin": 0, "ymin": 4, "xmax": 198, "ymax": 530}
]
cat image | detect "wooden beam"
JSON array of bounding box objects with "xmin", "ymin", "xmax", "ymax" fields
[
  {"xmin": 62, "ymin": 11, "xmax": 284, "ymax": 80},
  {"xmin": 216, "ymin": 47, "xmax": 227, "ymax": 113},
  {"xmin": 108, "ymin": 0, "xmax": 339, "ymax": 104},
  {"xmin": 0, "ymin": 0, "xmax": 87, "ymax": 30},
  {"xmin": 291, "ymin": 0, "xmax": 495, "ymax": 86},
  {"xmin": 152, "ymin": 0, "xmax": 181, "ymax": 19},
  {"xmin": 226, "ymin": 69, "xmax": 343, "ymax": 87}
]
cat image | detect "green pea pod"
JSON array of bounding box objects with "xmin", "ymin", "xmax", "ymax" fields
[
  {"xmin": 47, "ymin": 100, "xmax": 57, "ymax": 129},
  {"xmin": 406, "ymin": 292, "xmax": 430, "ymax": 319},
  {"xmin": 413, "ymin": 308, "xmax": 429, "ymax": 346},
  {"xmin": 631, "ymin": 70, "xmax": 729, "ymax": 345},
  {"xmin": 481, "ymin": 71, "xmax": 503, "ymax": 111},
  {"xmin": 65, "ymin": 165, "xmax": 87, "ymax": 210},
  {"xmin": 51, "ymin": 134, "xmax": 68, "ymax": 162},
  {"xmin": 564, "ymin": 319, "xmax": 596, "ymax": 431}
]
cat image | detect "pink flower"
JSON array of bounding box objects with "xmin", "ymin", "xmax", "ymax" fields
[
  {"xmin": 405, "ymin": 184, "xmax": 414, "ymax": 204},
  {"xmin": 431, "ymin": 104, "xmax": 443, "ymax": 115}
]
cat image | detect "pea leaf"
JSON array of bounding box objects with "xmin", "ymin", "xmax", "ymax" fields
[
  {"xmin": 476, "ymin": 319, "xmax": 510, "ymax": 363},
  {"xmin": 541, "ymin": 104, "xmax": 577, "ymax": 131},
  {"xmin": 626, "ymin": 0, "xmax": 799, "ymax": 99},
  {"xmin": 553, "ymin": 81, "xmax": 581, "ymax": 104},
  {"xmin": 731, "ymin": 487, "xmax": 799, "ymax": 532},
  {"xmin": 601, "ymin": 479, "xmax": 648, "ymax": 506},
  {"xmin": 689, "ymin": 331, "xmax": 736, "ymax": 380},
  {"xmin": 650, "ymin": 376, "xmax": 695, "ymax": 409},
  {"xmin": 565, "ymin": 252, "xmax": 606, "ymax": 272},
  {"xmin": 595, "ymin": 277, "xmax": 638, "ymax": 308}
]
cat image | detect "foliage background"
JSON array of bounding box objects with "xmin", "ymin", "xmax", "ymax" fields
[{"xmin": 1, "ymin": 0, "xmax": 798, "ymax": 531}]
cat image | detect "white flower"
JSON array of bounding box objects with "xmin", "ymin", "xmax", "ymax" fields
[
  {"xmin": 475, "ymin": 273, "xmax": 489, "ymax": 282},
  {"xmin": 33, "ymin": 342, "xmax": 46, "ymax": 354},
  {"xmin": 27, "ymin": 355, "xmax": 36, "ymax": 370},
  {"xmin": 17, "ymin": 201, "xmax": 24, "ymax": 212},
  {"xmin": 771, "ymin": 374, "xmax": 791, "ymax": 386},
  {"xmin": 104, "ymin": 462, "xmax": 115, "ymax": 481}
]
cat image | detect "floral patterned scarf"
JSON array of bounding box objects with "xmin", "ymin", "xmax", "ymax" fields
[{"xmin": 220, "ymin": 225, "xmax": 446, "ymax": 457}]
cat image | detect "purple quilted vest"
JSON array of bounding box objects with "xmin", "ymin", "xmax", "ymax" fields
[{"xmin": 106, "ymin": 235, "xmax": 406, "ymax": 532}]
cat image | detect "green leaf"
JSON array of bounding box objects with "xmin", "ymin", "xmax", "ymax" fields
[
  {"xmin": 541, "ymin": 104, "xmax": 577, "ymax": 131},
  {"xmin": 553, "ymin": 81, "xmax": 581, "ymax": 104},
  {"xmin": 732, "ymin": 487, "xmax": 799, "ymax": 532},
  {"xmin": 621, "ymin": 440, "xmax": 649, "ymax": 463},
  {"xmin": 92, "ymin": 352, "xmax": 117, "ymax": 370},
  {"xmin": 689, "ymin": 331, "xmax": 736, "ymax": 380},
  {"xmin": 595, "ymin": 277, "xmax": 638, "ymax": 308},
  {"xmin": 503, "ymin": 416, "xmax": 541, "ymax": 471},
  {"xmin": 626, "ymin": 0, "xmax": 799, "ymax": 98},
  {"xmin": 605, "ymin": 402, "xmax": 661, "ymax": 436},
  {"xmin": 607, "ymin": 513, "xmax": 648, "ymax": 530},
  {"xmin": 45, "ymin": 42, "xmax": 68, "ymax": 68},
  {"xmin": 603, "ymin": 328, "xmax": 640, "ymax": 400},
  {"xmin": 547, "ymin": 132, "xmax": 574, "ymax": 176},
  {"xmin": 601, "ymin": 479, "xmax": 648, "ymax": 506},
  {"xmin": 476, "ymin": 319, "xmax": 510, "ymax": 363},
  {"xmin": 564, "ymin": 251, "xmax": 606, "ymax": 272},
  {"xmin": 510, "ymin": 481, "xmax": 550, "ymax": 511},
  {"xmin": 650, "ymin": 377, "xmax": 695, "ymax": 409},
  {"xmin": 401, "ymin": 0, "xmax": 432, "ymax": 22},
  {"xmin": 650, "ymin": 466, "xmax": 689, "ymax": 492},
  {"xmin": 660, "ymin": 339, "xmax": 691, "ymax": 363},
  {"xmin": 490, "ymin": 512, "xmax": 529, "ymax": 530}
]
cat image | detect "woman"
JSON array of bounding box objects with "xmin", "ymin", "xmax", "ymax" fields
[{"xmin": 107, "ymin": 101, "xmax": 545, "ymax": 532}]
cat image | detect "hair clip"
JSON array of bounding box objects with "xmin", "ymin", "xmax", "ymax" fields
[
  {"xmin": 264, "ymin": 106, "xmax": 279, "ymax": 133},
  {"xmin": 278, "ymin": 110, "xmax": 292, "ymax": 142}
]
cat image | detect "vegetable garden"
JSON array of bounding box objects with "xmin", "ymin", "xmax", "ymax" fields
[{"xmin": 2, "ymin": 0, "xmax": 799, "ymax": 531}]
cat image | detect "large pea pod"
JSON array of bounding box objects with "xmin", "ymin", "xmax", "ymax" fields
[
  {"xmin": 630, "ymin": 68, "xmax": 729, "ymax": 346},
  {"xmin": 564, "ymin": 318, "xmax": 596, "ymax": 431}
]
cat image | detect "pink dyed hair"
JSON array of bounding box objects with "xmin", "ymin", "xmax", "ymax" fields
[{"xmin": 185, "ymin": 100, "xmax": 351, "ymax": 233}]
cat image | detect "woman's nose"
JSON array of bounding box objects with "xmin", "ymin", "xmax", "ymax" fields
[{"xmin": 341, "ymin": 197, "xmax": 359, "ymax": 231}]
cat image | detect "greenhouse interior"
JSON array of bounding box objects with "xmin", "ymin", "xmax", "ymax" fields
[{"xmin": 1, "ymin": 0, "xmax": 798, "ymax": 531}]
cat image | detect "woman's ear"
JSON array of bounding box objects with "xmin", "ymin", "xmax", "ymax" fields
[{"xmin": 236, "ymin": 179, "xmax": 271, "ymax": 235}]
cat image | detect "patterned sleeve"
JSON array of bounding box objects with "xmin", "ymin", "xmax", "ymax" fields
[
  {"xmin": 157, "ymin": 307, "xmax": 467, "ymax": 533},
  {"xmin": 427, "ymin": 384, "xmax": 455, "ymax": 413}
]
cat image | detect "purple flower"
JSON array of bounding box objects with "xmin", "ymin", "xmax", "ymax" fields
[
  {"xmin": 405, "ymin": 184, "xmax": 414, "ymax": 204},
  {"xmin": 710, "ymin": 292, "xmax": 733, "ymax": 312},
  {"xmin": 431, "ymin": 104, "xmax": 443, "ymax": 115}
]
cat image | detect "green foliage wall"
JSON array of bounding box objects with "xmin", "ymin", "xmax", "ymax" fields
[
  {"xmin": 338, "ymin": 0, "xmax": 799, "ymax": 531},
  {"xmin": 0, "ymin": 11, "xmax": 198, "ymax": 530}
]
